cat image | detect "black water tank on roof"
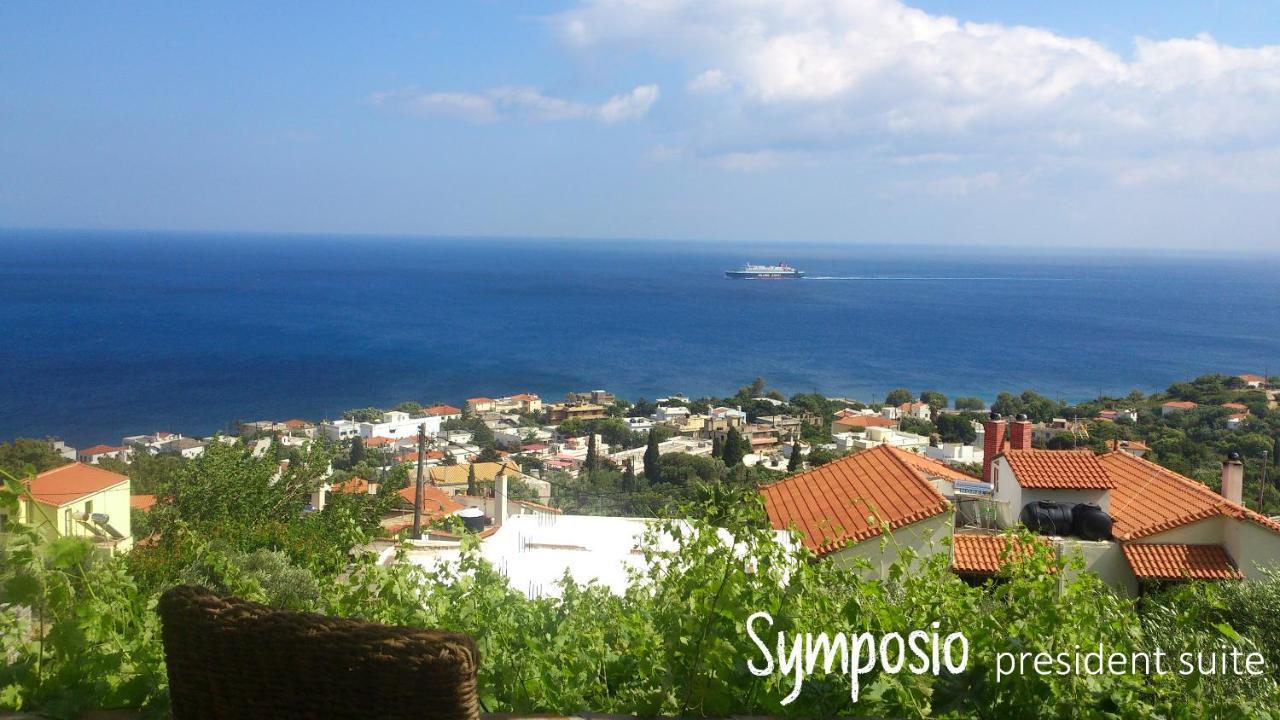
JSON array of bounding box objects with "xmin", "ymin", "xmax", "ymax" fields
[
  {"xmin": 1019, "ymin": 500, "xmax": 1074, "ymax": 535},
  {"xmin": 1071, "ymin": 503, "xmax": 1114, "ymax": 541}
]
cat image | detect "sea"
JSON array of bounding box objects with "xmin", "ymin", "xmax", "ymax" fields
[{"xmin": 2, "ymin": 229, "xmax": 1278, "ymax": 446}]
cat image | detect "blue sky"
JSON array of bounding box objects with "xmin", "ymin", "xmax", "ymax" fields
[{"xmin": 3, "ymin": 1, "xmax": 1279, "ymax": 249}]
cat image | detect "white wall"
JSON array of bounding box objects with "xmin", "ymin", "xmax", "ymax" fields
[{"xmin": 828, "ymin": 512, "xmax": 952, "ymax": 580}]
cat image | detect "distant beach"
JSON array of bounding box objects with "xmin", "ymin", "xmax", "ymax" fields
[{"xmin": 2, "ymin": 229, "xmax": 1278, "ymax": 445}]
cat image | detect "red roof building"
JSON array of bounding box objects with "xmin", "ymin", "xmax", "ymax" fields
[
  {"xmin": 761, "ymin": 445, "xmax": 950, "ymax": 556},
  {"xmin": 27, "ymin": 463, "xmax": 129, "ymax": 506}
]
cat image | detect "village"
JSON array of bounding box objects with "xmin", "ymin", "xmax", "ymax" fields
[{"xmin": 8, "ymin": 372, "xmax": 1279, "ymax": 603}]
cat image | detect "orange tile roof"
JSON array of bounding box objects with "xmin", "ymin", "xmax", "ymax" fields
[
  {"xmin": 1238, "ymin": 374, "xmax": 1266, "ymax": 383},
  {"xmin": 396, "ymin": 485, "xmax": 464, "ymax": 519},
  {"xmin": 363, "ymin": 436, "xmax": 401, "ymax": 447},
  {"xmin": 1162, "ymin": 400, "xmax": 1198, "ymax": 409},
  {"xmin": 761, "ymin": 445, "xmax": 950, "ymax": 555},
  {"xmin": 282, "ymin": 419, "xmax": 311, "ymax": 428},
  {"xmin": 330, "ymin": 477, "xmax": 371, "ymax": 494},
  {"xmin": 466, "ymin": 397, "xmax": 494, "ymax": 404},
  {"xmin": 1221, "ymin": 402, "xmax": 1249, "ymax": 411},
  {"xmin": 951, "ymin": 533, "xmax": 1050, "ymax": 574},
  {"xmin": 1004, "ymin": 449, "xmax": 1116, "ymax": 489},
  {"xmin": 509, "ymin": 393, "xmax": 539, "ymax": 401},
  {"xmin": 130, "ymin": 494, "xmax": 157, "ymax": 511},
  {"xmin": 1122, "ymin": 544, "xmax": 1242, "ymax": 580},
  {"xmin": 79, "ymin": 444, "xmax": 121, "ymax": 456},
  {"xmin": 27, "ymin": 463, "xmax": 129, "ymax": 506},
  {"xmin": 422, "ymin": 404, "xmax": 462, "ymax": 416},
  {"xmin": 833, "ymin": 415, "xmax": 896, "ymax": 429},
  {"xmin": 1101, "ymin": 451, "xmax": 1280, "ymax": 540}
]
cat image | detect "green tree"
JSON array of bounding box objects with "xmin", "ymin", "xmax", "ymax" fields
[
  {"xmin": 885, "ymin": 388, "xmax": 913, "ymax": 406},
  {"xmin": 787, "ymin": 440, "xmax": 803, "ymax": 471},
  {"xmin": 585, "ymin": 433, "xmax": 599, "ymax": 473},
  {"xmin": 954, "ymin": 396, "xmax": 985, "ymax": 411},
  {"xmin": 467, "ymin": 463, "xmax": 478, "ymax": 496},
  {"xmin": 920, "ymin": 390, "xmax": 948, "ymax": 411},
  {"xmin": 711, "ymin": 435, "xmax": 723, "ymax": 459},
  {"xmin": 935, "ymin": 414, "xmax": 978, "ymax": 444},
  {"xmin": 805, "ymin": 447, "xmax": 838, "ymax": 467},
  {"xmin": 349, "ymin": 436, "xmax": 366, "ymax": 466},
  {"xmin": 342, "ymin": 407, "xmax": 383, "ymax": 422},
  {"xmin": 0, "ymin": 438, "xmax": 68, "ymax": 476},
  {"xmin": 722, "ymin": 427, "xmax": 745, "ymax": 467},
  {"xmin": 643, "ymin": 430, "xmax": 661, "ymax": 485},
  {"xmin": 899, "ymin": 416, "xmax": 935, "ymax": 437}
]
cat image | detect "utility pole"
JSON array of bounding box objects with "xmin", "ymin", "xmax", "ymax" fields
[{"xmin": 411, "ymin": 425, "xmax": 426, "ymax": 539}]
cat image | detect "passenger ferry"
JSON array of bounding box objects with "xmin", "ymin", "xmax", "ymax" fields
[{"xmin": 724, "ymin": 262, "xmax": 805, "ymax": 279}]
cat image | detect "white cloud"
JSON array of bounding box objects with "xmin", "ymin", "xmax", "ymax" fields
[
  {"xmin": 552, "ymin": 0, "xmax": 1280, "ymax": 181},
  {"xmin": 599, "ymin": 84, "xmax": 661, "ymax": 123},
  {"xmin": 687, "ymin": 69, "xmax": 730, "ymax": 94},
  {"xmin": 371, "ymin": 84, "xmax": 659, "ymax": 124}
]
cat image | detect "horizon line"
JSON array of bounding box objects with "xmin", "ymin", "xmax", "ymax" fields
[{"xmin": 4, "ymin": 225, "xmax": 1279, "ymax": 259}]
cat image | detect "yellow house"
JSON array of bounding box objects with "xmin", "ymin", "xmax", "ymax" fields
[{"xmin": 10, "ymin": 463, "xmax": 133, "ymax": 553}]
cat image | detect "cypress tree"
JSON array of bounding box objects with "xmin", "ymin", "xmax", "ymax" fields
[
  {"xmin": 643, "ymin": 430, "xmax": 661, "ymax": 485},
  {"xmin": 349, "ymin": 436, "xmax": 366, "ymax": 466},
  {"xmin": 585, "ymin": 433, "xmax": 598, "ymax": 473},
  {"xmin": 467, "ymin": 462, "xmax": 478, "ymax": 496},
  {"xmin": 787, "ymin": 439, "xmax": 803, "ymax": 471},
  {"xmin": 723, "ymin": 426, "xmax": 745, "ymax": 467},
  {"xmin": 711, "ymin": 435, "xmax": 723, "ymax": 459},
  {"xmin": 622, "ymin": 460, "xmax": 636, "ymax": 493}
]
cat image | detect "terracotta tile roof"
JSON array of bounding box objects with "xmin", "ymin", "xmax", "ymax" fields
[
  {"xmin": 833, "ymin": 415, "xmax": 896, "ymax": 429},
  {"xmin": 330, "ymin": 477, "xmax": 371, "ymax": 494},
  {"xmin": 509, "ymin": 393, "xmax": 539, "ymax": 401},
  {"xmin": 761, "ymin": 444, "xmax": 950, "ymax": 555},
  {"xmin": 466, "ymin": 397, "xmax": 494, "ymax": 404},
  {"xmin": 951, "ymin": 533, "xmax": 1050, "ymax": 574},
  {"xmin": 1003, "ymin": 449, "xmax": 1116, "ymax": 489},
  {"xmin": 1221, "ymin": 403, "xmax": 1249, "ymax": 411},
  {"xmin": 130, "ymin": 494, "xmax": 157, "ymax": 511},
  {"xmin": 396, "ymin": 485, "xmax": 464, "ymax": 519},
  {"xmin": 1101, "ymin": 451, "xmax": 1280, "ymax": 540},
  {"xmin": 78, "ymin": 444, "xmax": 120, "ymax": 456},
  {"xmin": 1162, "ymin": 401, "xmax": 1198, "ymax": 409},
  {"xmin": 282, "ymin": 419, "xmax": 311, "ymax": 428},
  {"xmin": 397, "ymin": 450, "xmax": 445, "ymax": 463},
  {"xmin": 27, "ymin": 463, "xmax": 129, "ymax": 506},
  {"xmin": 1238, "ymin": 374, "xmax": 1266, "ymax": 383},
  {"xmin": 422, "ymin": 404, "xmax": 462, "ymax": 416},
  {"xmin": 1122, "ymin": 544, "xmax": 1242, "ymax": 580}
]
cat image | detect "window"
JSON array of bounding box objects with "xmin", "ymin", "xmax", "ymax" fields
[{"xmin": 85, "ymin": 499, "xmax": 93, "ymax": 516}]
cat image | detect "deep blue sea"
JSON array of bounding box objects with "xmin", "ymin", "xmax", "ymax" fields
[{"xmin": 2, "ymin": 230, "xmax": 1278, "ymax": 446}]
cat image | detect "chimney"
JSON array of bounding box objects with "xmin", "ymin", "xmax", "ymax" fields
[
  {"xmin": 495, "ymin": 471, "xmax": 509, "ymax": 527},
  {"xmin": 1009, "ymin": 413, "xmax": 1033, "ymax": 451},
  {"xmin": 982, "ymin": 412, "xmax": 1006, "ymax": 483},
  {"xmin": 1221, "ymin": 452, "xmax": 1244, "ymax": 506}
]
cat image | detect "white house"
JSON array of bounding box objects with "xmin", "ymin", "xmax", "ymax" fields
[
  {"xmin": 320, "ymin": 420, "xmax": 361, "ymax": 442},
  {"xmin": 653, "ymin": 405, "xmax": 691, "ymax": 422},
  {"xmin": 924, "ymin": 442, "xmax": 984, "ymax": 466},
  {"xmin": 841, "ymin": 426, "xmax": 930, "ymax": 454}
]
